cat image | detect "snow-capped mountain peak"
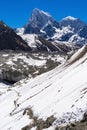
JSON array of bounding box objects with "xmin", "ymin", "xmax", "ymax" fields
[
  {"xmin": 30, "ymin": 8, "xmax": 53, "ymax": 25},
  {"xmin": 24, "ymin": 8, "xmax": 59, "ymax": 36},
  {"xmin": 62, "ymin": 16, "xmax": 77, "ymax": 21},
  {"xmin": 24, "ymin": 8, "xmax": 54, "ymax": 30},
  {"xmin": 16, "ymin": 8, "xmax": 87, "ymax": 51}
]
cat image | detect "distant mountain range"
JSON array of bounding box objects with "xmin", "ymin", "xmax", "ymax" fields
[
  {"xmin": 0, "ymin": 8, "xmax": 87, "ymax": 53},
  {"xmin": 16, "ymin": 8, "xmax": 87, "ymax": 52}
]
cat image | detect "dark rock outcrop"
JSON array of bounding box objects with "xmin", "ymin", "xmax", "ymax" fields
[
  {"xmin": 0, "ymin": 21, "xmax": 31, "ymax": 51},
  {"xmin": 37, "ymin": 36, "xmax": 72, "ymax": 54}
]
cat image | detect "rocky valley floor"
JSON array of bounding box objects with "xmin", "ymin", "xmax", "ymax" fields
[{"xmin": 0, "ymin": 51, "xmax": 65, "ymax": 84}]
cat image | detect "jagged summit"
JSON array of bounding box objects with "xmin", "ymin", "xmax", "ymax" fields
[
  {"xmin": 30, "ymin": 8, "xmax": 53, "ymax": 25},
  {"xmin": 32, "ymin": 8, "xmax": 51, "ymax": 18},
  {"xmin": 24, "ymin": 8, "xmax": 59, "ymax": 36},
  {"xmin": 29, "ymin": 8, "xmax": 54, "ymax": 27}
]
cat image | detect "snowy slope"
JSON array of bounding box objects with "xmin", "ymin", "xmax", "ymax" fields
[
  {"xmin": 1, "ymin": 45, "xmax": 87, "ymax": 130},
  {"xmin": 17, "ymin": 33, "xmax": 38, "ymax": 49}
]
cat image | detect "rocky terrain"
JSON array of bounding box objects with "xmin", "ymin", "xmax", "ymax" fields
[
  {"xmin": 0, "ymin": 44, "xmax": 87, "ymax": 130},
  {"xmin": 0, "ymin": 51, "xmax": 66, "ymax": 84}
]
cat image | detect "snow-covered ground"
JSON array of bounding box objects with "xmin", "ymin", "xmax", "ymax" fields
[
  {"xmin": 19, "ymin": 34, "xmax": 38, "ymax": 49},
  {"xmin": 0, "ymin": 45, "xmax": 87, "ymax": 130},
  {"xmin": 52, "ymin": 25, "xmax": 73, "ymax": 41}
]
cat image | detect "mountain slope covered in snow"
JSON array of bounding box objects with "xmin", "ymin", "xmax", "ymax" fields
[{"xmin": 1, "ymin": 45, "xmax": 87, "ymax": 130}]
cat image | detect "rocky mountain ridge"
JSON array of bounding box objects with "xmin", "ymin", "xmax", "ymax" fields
[
  {"xmin": 0, "ymin": 8, "xmax": 87, "ymax": 53},
  {"xmin": 17, "ymin": 8, "xmax": 87, "ymax": 51},
  {"xmin": 0, "ymin": 21, "xmax": 31, "ymax": 51}
]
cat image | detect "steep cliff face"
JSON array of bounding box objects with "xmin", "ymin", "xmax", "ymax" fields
[{"xmin": 24, "ymin": 8, "xmax": 59, "ymax": 38}]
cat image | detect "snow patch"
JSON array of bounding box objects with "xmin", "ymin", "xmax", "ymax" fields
[{"xmin": 62, "ymin": 16, "xmax": 77, "ymax": 21}]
